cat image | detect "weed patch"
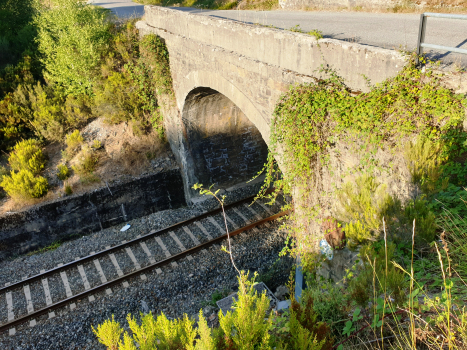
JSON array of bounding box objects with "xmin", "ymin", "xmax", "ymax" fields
[{"xmin": 27, "ymin": 240, "xmax": 62, "ymax": 256}]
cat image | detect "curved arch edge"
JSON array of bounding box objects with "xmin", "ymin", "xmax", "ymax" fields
[{"xmin": 176, "ymin": 70, "xmax": 271, "ymax": 144}]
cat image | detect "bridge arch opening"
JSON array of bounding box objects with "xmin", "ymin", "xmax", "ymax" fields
[{"xmin": 181, "ymin": 87, "xmax": 269, "ymax": 199}]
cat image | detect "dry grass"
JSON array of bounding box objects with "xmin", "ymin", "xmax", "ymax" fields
[
  {"xmin": 0, "ymin": 118, "xmax": 172, "ymax": 214},
  {"xmin": 237, "ymin": 0, "xmax": 280, "ymax": 10},
  {"xmin": 299, "ymin": 1, "xmax": 467, "ymax": 14}
]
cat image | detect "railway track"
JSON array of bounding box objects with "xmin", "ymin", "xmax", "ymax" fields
[{"xmin": 0, "ymin": 194, "xmax": 288, "ymax": 336}]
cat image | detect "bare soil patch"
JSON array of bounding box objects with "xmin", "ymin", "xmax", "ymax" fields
[{"xmin": 0, "ymin": 118, "xmax": 176, "ymax": 214}]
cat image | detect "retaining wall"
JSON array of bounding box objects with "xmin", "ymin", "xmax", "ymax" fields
[{"xmin": 0, "ymin": 169, "xmax": 186, "ymax": 260}]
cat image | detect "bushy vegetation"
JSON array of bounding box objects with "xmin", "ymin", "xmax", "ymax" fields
[
  {"xmin": 8, "ymin": 139, "xmax": 46, "ymax": 175},
  {"xmin": 72, "ymin": 146, "xmax": 99, "ymax": 179},
  {"xmin": 0, "ymin": 138, "xmax": 48, "ymax": 200},
  {"xmin": 0, "ymin": 0, "xmax": 38, "ymax": 71},
  {"xmin": 93, "ymin": 22, "xmax": 171, "ymax": 137},
  {"xmin": 36, "ymin": 0, "xmax": 112, "ymax": 96},
  {"xmin": 56, "ymin": 164, "xmax": 70, "ymax": 181},
  {"xmin": 1, "ymin": 169, "xmax": 48, "ymax": 200},
  {"xmin": 94, "ymin": 271, "xmax": 333, "ymax": 349},
  {"xmin": 0, "ymin": 0, "xmax": 173, "ymax": 204}
]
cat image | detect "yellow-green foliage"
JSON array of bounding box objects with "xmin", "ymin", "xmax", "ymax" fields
[
  {"xmin": 92, "ymin": 315, "xmax": 122, "ymax": 350},
  {"xmin": 93, "ymin": 303, "xmax": 214, "ymax": 349},
  {"xmin": 349, "ymin": 242, "xmax": 407, "ymax": 307},
  {"xmin": 8, "ymin": 139, "xmax": 46, "ymax": 175},
  {"xmin": 281, "ymin": 295, "xmax": 333, "ymax": 350},
  {"xmin": 92, "ymin": 139, "xmax": 101, "ymax": 149},
  {"xmin": 1, "ymin": 76, "xmax": 92, "ymax": 145},
  {"xmin": 72, "ymin": 146, "xmax": 98, "ymax": 177},
  {"xmin": 93, "ymin": 271, "xmax": 279, "ymax": 349},
  {"xmin": 36, "ymin": 0, "xmax": 112, "ymax": 95},
  {"xmin": 404, "ymin": 135, "xmax": 445, "ymax": 194},
  {"xmin": 338, "ymin": 175, "xmax": 396, "ymax": 245},
  {"xmin": 64, "ymin": 184, "xmax": 73, "ymax": 195},
  {"xmin": 93, "ymin": 24, "xmax": 170, "ymax": 138},
  {"xmin": 217, "ymin": 271, "xmax": 273, "ymax": 349},
  {"xmin": 1, "ymin": 169, "xmax": 48, "ymax": 199},
  {"xmin": 338, "ymin": 175, "xmax": 437, "ymax": 244},
  {"xmin": 56, "ymin": 164, "xmax": 70, "ymax": 180},
  {"xmin": 195, "ymin": 309, "xmax": 216, "ymax": 350},
  {"xmin": 65, "ymin": 129, "xmax": 84, "ymax": 156},
  {"xmin": 1, "ymin": 139, "xmax": 49, "ymax": 199}
]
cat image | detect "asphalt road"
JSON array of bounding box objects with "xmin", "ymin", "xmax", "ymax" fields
[{"xmin": 89, "ymin": 0, "xmax": 467, "ymax": 65}]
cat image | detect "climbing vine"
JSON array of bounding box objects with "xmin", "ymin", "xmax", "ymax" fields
[{"xmin": 256, "ymin": 56, "xmax": 467, "ymax": 266}]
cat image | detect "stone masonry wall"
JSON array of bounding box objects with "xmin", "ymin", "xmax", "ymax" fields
[
  {"xmin": 0, "ymin": 169, "xmax": 186, "ymax": 260},
  {"xmin": 180, "ymin": 88, "xmax": 269, "ymax": 198}
]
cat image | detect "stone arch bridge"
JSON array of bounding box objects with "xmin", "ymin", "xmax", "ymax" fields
[{"xmin": 136, "ymin": 7, "xmax": 406, "ymax": 203}]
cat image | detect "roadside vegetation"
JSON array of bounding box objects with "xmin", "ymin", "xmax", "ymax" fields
[
  {"xmin": 135, "ymin": 0, "xmax": 466, "ymax": 13},
  {"xmin": 0, "ymin": 0, "xmax": 172, "ymax": 207},
  {"xmin": 135, "ymin": 0, "xmax": 279, "ymax": 11}
]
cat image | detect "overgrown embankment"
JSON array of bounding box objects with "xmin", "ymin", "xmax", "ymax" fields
[
  {"xmin": 252, "ymin": 58, "xmax": 467, "ymax": 348},
  {"xmin": 260, "ymin": 59, "xmax": 466, "ymax": 259},
  {"xmin": 0, "ymin": 0, "xmax": 175, "ymax": 211}
]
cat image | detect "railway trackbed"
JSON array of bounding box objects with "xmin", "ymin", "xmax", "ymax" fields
[{"xmin": 0, "ymin": 194, "xmax": 288, "ymax": 336}]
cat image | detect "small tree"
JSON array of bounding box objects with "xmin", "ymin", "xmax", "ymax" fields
[{"xmin": 36, "ymin": 0, "xmax": 112, "ymax": 95}]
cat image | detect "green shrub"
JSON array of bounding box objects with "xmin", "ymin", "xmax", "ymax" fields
[
  {"xmin": 284, "ymin": 296, "xmax": 333, "ymax": 350},
  {"xmin": 36, "ymin": 0, "xmax": 112, "ymax": 95},
  {"xmin": 216, "ymin": 271, "xmax": 273, "ymax": 349},
  {"xmin": 64, "ymin": 184, "xmax": 73, "ymax": 195},
  {"xmin": 338, "ymin": 175, "xmax": 398, "ymax": 246},
  {"xmin": 1, "ymin": 169, "xmax": 48, "ymax": 199},
  {"xmin": 304, "ymin": 278, "xmax": 349, "ymax": 337},
  {"xmin": 91, "ymin": 139, "xmax": 101, "ymax": 149},
  {"xmin": 307, "ymin": 29, "xmax": 323, "ymax": 40},
  {"xmin": 1, "ymin": 82, "xmax": 92, "ymax": 145},
  {"xmin": 65, "ymin": 130, "xmax": 84, "ymax": 155},
  {"xmin": 404, "ymin": 197, "xmax": 437, "ymax": 243},
  {"xmin": 0, "ymin": 0, "xmax": 37, "ymax": 71},
  {"xmin": 404, "ymin": 135, "xmax": 445, "ymax": 194},
  {"xmin": 93, "ymin": 271, "xmax": 287, "ymax": 349},
  {"xmin": 8, "ymin": 139, "xmax": 46, "ymax": 175},
  {"xmin": 92, "ymin": 315, "xmax": 122, "ymax": 350},
  {"xmin": 30, "ymin": 85, "xmax": 92, "ymax": 141},
  {"xmin": 348, "ymin": 241, "xmax": 407, "ymax": 308},
  {"xmin": 93, "ymin": 29, "xmax": 170, "ymax": 138},
  {"xmin": 56, "ymin": 164, "xmax": 70, "ymax": 180},
  {"xmin": 72, "ymin": 146, "xmax": 98, "ymax": 177}
]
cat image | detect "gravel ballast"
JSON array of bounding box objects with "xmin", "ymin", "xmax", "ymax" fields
[{"xmin": 0, "ymin": 185, "xmax": 293, "ymax": 350}]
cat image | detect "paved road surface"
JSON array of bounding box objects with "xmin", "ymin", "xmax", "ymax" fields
[
  {"xmin": 89, "ymin": 0, "xmax": 145, "ymax": 18},
  {"xmin": 89, "ymin": 0, "xmax": 467, "ymax": 65}
]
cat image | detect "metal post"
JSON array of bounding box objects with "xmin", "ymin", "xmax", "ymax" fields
[
  {"xmin": 294, "ymin": 256, "xmax": 306, "ymax": 301},
  {"xmin": 416, "ymin": 14, "xmax": 427, "ymax": 65}
]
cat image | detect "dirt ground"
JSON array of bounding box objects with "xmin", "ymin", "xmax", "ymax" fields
[{"xmin": 0, "ymin": 118, "xmax": 176, "ymax": 214}]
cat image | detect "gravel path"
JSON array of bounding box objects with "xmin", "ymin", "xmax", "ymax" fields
[{"xmin": 0, "ymin": 185, "xmax": 293, "ymax": 349}]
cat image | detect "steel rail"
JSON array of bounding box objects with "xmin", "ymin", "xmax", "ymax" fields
[
  {"xmin": 0, "ymin": 209, "xmax": 289, "ymax": 334},
  {"xmin": 0, "ymin": 191, "xmax": 273, "ymax": 295}
]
